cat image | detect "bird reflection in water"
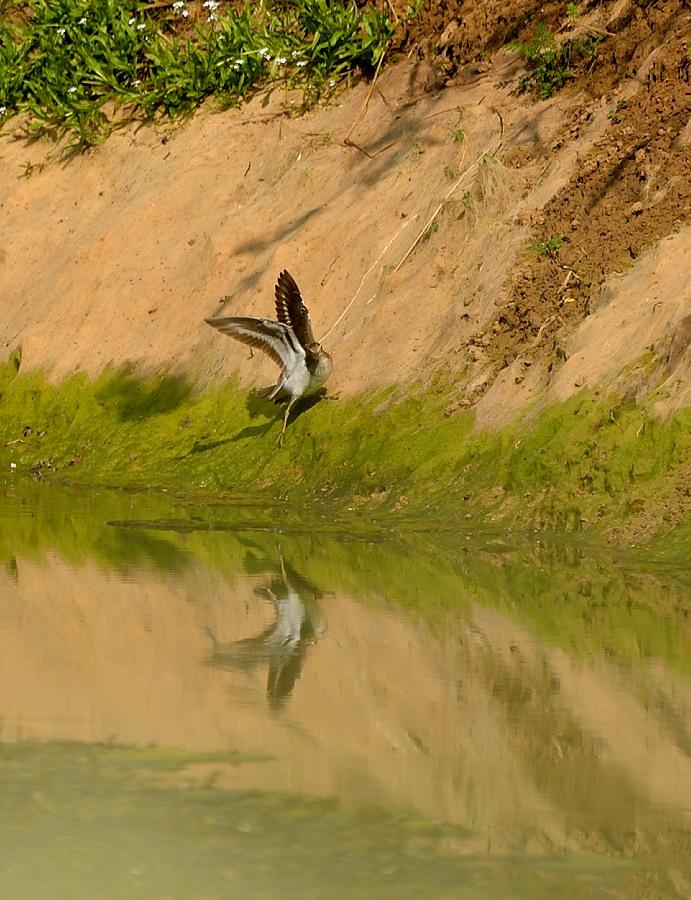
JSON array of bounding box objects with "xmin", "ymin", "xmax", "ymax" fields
[{"xmin": 205, "ymin": 551, "xmax": 326, "ymax": 709}]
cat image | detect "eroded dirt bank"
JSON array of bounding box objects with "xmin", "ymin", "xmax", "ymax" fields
[{"xmin": 0, "ymin": 0, "xmax": 690, "ymax": 541}]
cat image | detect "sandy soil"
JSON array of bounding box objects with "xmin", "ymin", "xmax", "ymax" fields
[{"xmin": 1, "ymin": 0, "xmax": 689, "ymax": 424}]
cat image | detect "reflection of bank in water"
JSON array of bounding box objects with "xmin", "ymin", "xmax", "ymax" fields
[{"xmin": 205, "ymin": 551, "xmax": 326, "ymax": 709}]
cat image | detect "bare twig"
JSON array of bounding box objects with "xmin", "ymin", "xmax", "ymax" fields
[
  {"xmin": 560, "ymin": 268, "xmax": 581, "ymax": 291},
  {"xmin": 393, "ymin": 145, "xmax": 469, "ymax": 273},
  {"xmin": 344, "ymin": 46, "xmax": 388, "ymax": 146},
  {"xmin": 341, "ymin": 139, "xmax": 374, "ymax": 158},
  {"xmin": 547, "ymin": 245, "xmax": 582, "ymax": 284},
  {"xmin": 385, "ymin": 0, "xmax": 399, "ymax": 25},
  {"xmin": 393, "ymin": 110, "xmax": 505, "ymax": 273},
  {"xmin": 321, "ymin": 218, "xmax": 414, "ymax": 341},
  {"xmin": 530, "ymin": 314, "xmax": 564, "ymax": 348},
  {"xmin": 581, "ymin": 24, "xmax": 615, "ymax": 37}
]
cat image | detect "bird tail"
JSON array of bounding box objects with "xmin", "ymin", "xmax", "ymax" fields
[{"xmin": 253, "ymin": 385, "xmax": 287, "ymax": 404}]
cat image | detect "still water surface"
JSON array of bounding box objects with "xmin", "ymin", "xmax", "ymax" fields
[{"xmin": 1, "ymin": 478, "xmax": 690, "ymax": 898}]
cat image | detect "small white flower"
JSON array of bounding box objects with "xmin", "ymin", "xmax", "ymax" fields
[
  {"xmin": 137, "ymin": 22, "xmax": 145, "ymax": 30},
  {"xmin": 172, "ymin": 0, "xmax": 185, "ymax": 7},
  {"xmin": 10, "ymin": 463, "xmax": 16, "ymax": 469},
  {"xmin": 203, "ymin": 0, "xmax": 220, "ymax": 8},
  {"xmin": 207, "ymin": 13, "xmax": 217, "ymax": 21},
  {"xmin": 57, "ymin": 27, "xmax": 66, "ymax": 35},
  {"xmin": 0, "ymin": 106, "xmax": 6, "ymax": 114},
  {"xmin": 329, "ymin": 79, "xmax": 336, "ymax": 87},
  {"xmin": 259, "ymin": 47, "xmax": 269, "ymax": 56},
  {"xmin": 67, "ymin": 86, "xmax": 77, "ymax": 93},
  {"xmin": 276, "ymin": 56, "xmax": 287, "ymax": 65},
  {"xmin": 78, "ymin": 17, "xmax": 86, "ymax": 25},
  {"xmin": 132, "ymin": 79, "xmax": 141, "ymax": 86},
  {"xmin": 295, "ymin": 60, "xmax": 307, "ymax": 67},
  {"xmin": 128, "ymin": 16, "xmax": 136, "ymax": 24}
]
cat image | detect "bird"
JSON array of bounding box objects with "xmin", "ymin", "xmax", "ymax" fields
[
  {"xmin": 204, "ymin": 549, "xmax": 326, "ymax": 708},
  {"xmin": 205, "ymin": 270, "xmax": 333, "ymax": 446}
]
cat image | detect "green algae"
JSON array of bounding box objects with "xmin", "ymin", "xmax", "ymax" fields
[
  {"xmin": 0, "ymin": 361, "xmax": 690, "ymax": 543},
  {"xmin": 2, "ymin": 743, "xmax": 635, "ymax": 900}
]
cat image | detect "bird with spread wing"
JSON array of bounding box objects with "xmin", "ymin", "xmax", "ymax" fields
[{"xmin": 206, "ymin": 271, "xmax": 333, "ymax": 446}]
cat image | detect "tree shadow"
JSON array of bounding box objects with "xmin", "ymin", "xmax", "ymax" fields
[
  {"xmin": 99, "ymin": 525, "xmax": 192, "ymax": 574},
  {"xmin": 96, "ymin": 367, "xmax": 193, "ymax": 421}
]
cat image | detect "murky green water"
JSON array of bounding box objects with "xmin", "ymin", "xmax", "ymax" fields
[{"xmin": 1, "ymin": 477, "xmax": 689, "ymax": 899}]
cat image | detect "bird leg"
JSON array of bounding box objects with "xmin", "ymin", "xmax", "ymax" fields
[{"xmin": 277, "ymin": 397, "xmax": 297, "ymax": 447}]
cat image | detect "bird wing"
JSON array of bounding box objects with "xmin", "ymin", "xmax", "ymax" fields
[
  {"xmin": 274, "ymin": 270, "xmax": 317, "ymax": 350},
  {"xmin": 205, "ymin": 315, "xmax": 304, "ymax": 371}
]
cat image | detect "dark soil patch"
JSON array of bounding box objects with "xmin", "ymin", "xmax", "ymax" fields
[
  {"xmin": 390, "ymin": 0, "xmax": 568, "ymax": 78},
  {"xmin": 493, "ymin": 32, "xmax": 691, "ymax": 372},
  {"xmin": 390, "ymin": 0, "xmax": 691, "ymax": 383}
]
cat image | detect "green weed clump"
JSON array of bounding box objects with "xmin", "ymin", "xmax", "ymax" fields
[
  {"xmin": 0, "ymin": 0, "xmax": 398, "ymax": 150},
  {"xmin": 509, "ymin": 21, "xmax": 601, "ymax": 99},
  {"xmin": 528, "ymin": 234, "xmax": 568, "ymax": 258}
]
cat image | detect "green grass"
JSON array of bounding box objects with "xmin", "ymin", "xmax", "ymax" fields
[
  {"xmin": 528, "ymin": 234, "xmax": 568, "ymax": 258},
  {"xmin": 0, "ymin": 0, "xmax": 400, "ymax": 150}
]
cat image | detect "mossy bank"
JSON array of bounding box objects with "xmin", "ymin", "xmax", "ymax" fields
[{"xmin": 1, "ymin": 362, "xmax": 689, "ymax": 553}]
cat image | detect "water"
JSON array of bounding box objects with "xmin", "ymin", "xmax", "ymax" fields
[{"xmin": 1, "ymin": 478, "xmax": 690, "ymax": 898}]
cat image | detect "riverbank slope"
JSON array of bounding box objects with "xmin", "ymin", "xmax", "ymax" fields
[{"xmin": 1, "ymin": 0, "xmax": 689, "ymax": 547}]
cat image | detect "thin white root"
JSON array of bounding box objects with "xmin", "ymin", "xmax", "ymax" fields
[{"xmin": 321, "ymin": 217, "xmax": 414, "ymax": 341}]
